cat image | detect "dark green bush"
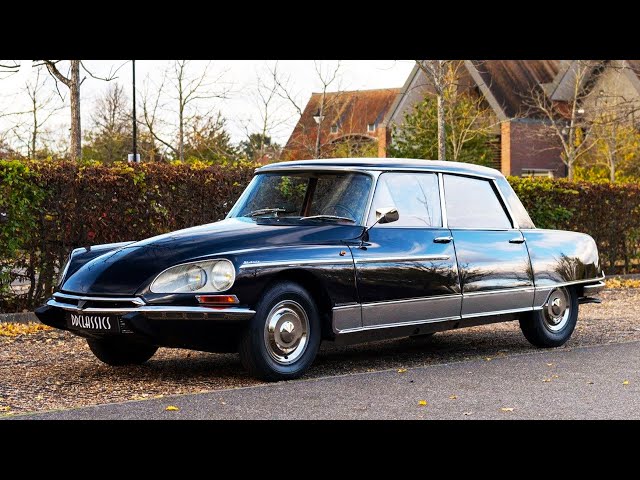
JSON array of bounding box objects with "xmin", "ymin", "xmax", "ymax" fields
[{"xmin": 1, "ymin": 161, "xmax": 639, "ymax": 313}]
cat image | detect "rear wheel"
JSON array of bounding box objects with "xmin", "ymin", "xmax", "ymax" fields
[
  {"xmin": 519, "ymin": 286, "xmax": 578, "ymax": 348},
  {"xmin": 87, "ymin": 338, "xmax": 158, "ymax": 366},
  {"xmin": 239, "ymin": 281, "xmax": 321, "ymax": 381}
]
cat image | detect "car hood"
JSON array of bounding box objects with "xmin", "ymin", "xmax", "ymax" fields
[{"xmin": 61, "ymin": 218, "xmax": 363, "ymax": 295}]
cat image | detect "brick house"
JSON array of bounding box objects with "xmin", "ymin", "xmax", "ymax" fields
[
  {"xmin": 282, "ymin": 88, "xmax": 399, "ymax": 161},
  {"xmin": 285, "ymin": 61, "xmax": 640, "ymax": 177}
]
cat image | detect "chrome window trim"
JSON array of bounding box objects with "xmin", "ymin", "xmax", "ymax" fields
[
  {"xmin": 492, "ymin": 178, "xmax": 519, "ymax": 229},
  {"xmin": 54, "ymin": 292, "xmax": 146, "ymax": 305},
  {"xmin": 354, "ymin": 255, "xmax": 451, "ymax": 264},
  {"xmin": 239, "ymin": 258, "xmax": 354, "ymax": 269},
  {"xmin": 438, "ymin": 173, "xmax": 448, "ymax": 229}
]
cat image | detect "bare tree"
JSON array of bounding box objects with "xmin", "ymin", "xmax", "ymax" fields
[
  {"xmin": 271, "ymin": 60, "xmax": 343, "ymax": 158},
  {"xmin": 141, "ymin": 61, "xmax": 228, "ymax": 161},
  {"xmin": 525, "ymin": 60, "xmax": 609, "ymax": 180},
  {"xmin": 10, "ymin": 67, "xmax": 64, "ymax": 158},
  {"xmin": 414, "ymin": 60, "xmax": 463, "ymax": 160}
]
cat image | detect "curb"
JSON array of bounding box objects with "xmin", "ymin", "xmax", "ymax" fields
[{"xmin": 0, "ymin": 312, "xmax": 40, "ymax": 324}]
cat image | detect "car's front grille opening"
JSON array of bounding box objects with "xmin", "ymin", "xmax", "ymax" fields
[{"xmin": 53, "ymin": 293, "xmax": 143, "ymax": 310}]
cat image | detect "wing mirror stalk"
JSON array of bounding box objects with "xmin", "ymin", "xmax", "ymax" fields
[{"xmin": 359, "ymin": 207, "xmax": 399, "ymax": 244}]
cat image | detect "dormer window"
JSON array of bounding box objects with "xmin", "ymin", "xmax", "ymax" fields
[
  {"xmin": 367, "ymin": 123, "xmax": 376, "ymax": 132},
  {"xmin": 330, "ymin": 124, "xmax": 339, "ymax": 134}
]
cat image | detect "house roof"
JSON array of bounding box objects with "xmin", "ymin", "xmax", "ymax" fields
[
  {"xmin": 283, "ymin": 88, "xmax": 400, "ymax": 160},
  {"xmin": 466, "ymin": 60, "xmax": 562, "ymax": 118}
]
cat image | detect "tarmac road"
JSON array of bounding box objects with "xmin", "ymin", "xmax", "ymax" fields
[{"xmin": 16, "ymin": 340, "xmax": 640, "ymax": 420}]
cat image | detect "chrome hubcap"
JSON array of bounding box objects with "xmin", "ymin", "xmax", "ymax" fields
[
  {"xmin": 264, "ymin": 300, "xmax": 309, "ymax": 365},
  {"xmin": 543, "ymin": 287, "xmax": 570, "ymax": 332}
]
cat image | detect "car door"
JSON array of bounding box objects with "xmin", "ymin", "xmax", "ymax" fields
[
  {"xmin": 442, "ymin": 174, "xmax": 534, "ymax": 317},
  {"xmin": 351, "ymin": 172, "xmax": 461, "ymax": 328}
]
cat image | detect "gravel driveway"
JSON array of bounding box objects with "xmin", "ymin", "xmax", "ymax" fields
[{"xmin": 1, "ymin": 288, "xmax": 638, "ymax": 414}]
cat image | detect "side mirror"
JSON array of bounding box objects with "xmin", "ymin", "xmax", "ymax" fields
[{"xmin": 376, "ymin": 207, "xmax": 399, "ymax": 224}]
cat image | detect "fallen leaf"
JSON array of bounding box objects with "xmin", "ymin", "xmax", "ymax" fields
[
  {"xmin": 587, "ymin": 381, "xmax": 594, "ymax": 385},
  {"xmin": 623, "ymin": 380, "xmax": 630, "ymax": 386},
  {"xmin": 463, "ymin": 411, "xmax": 473, "ymax": 416},
  {"xmin": 418, "ymin": 400, "xmax": 427, "ymax": 406},
  {"xmin": 552, "ymin": 374, "xmax": 559, "ymax": 379},
  {"xmin": 0, "ymin": 406, "xmax": 11, "ymax": 412},
  {"xmin": 546, "ymin": 363, "xmax": 553, "ymax": 367},
  {"xmin": 449, "ymin": 395, "xmax": 458, "ymax": 400},
  {"xmin": 485, "ymin": 357, "xmax": 492, "ymax": 361},
  {"xmin": 543, "ymin": 378, "xmax": 552, "ymax": 383},
  {"xmin": 165, "ymin": 405, "xmax": 180, "ymax": 411},
  {"xmin": 397, "ymin": 368, "xmax": 408, "ymax": 373},
  {"xmin": 500, "ymin": 407, "xmax": 514, "ymax": 412}
]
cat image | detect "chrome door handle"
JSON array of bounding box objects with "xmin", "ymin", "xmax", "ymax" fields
[
  {"xmin": 434, "ymin": 236, "xmax": 453, "ymax": 244},
  {"xmin": 509, "ymin": 237, "xmax": 525, "ymax": 244}
]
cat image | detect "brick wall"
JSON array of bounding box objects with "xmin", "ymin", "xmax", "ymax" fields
[{"xmin": 502, "ymin": 120, "xmax": 565, "ymax": 176}]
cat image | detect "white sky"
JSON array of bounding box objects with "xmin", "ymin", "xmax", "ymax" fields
[{"xmin": 0, "ymin": 60, "xmax": 415, "ymax": 150}]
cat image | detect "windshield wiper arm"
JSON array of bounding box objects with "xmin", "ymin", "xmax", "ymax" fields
[
  {"xmin": 248, "ymin": 207, "xmax": 290, "ymax": 217},
  {"xmin": 300, "ymin": 215, "xmax": 355, "ymax": 223}
]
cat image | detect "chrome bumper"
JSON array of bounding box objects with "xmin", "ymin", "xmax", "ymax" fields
[
  {"xmin": 583, "ymin": 281, "xmax": 606, "ymax": 295},
  {"xmin": 47, "ymin": 293, "xmax": 255, "ymax": 321}
]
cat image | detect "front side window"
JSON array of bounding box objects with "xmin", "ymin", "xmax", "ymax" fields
[
  {"xmin": 443, "ymin": 174, "xmax": 512, "ymax": 229},
  {"xmin": 229, "ymin": 172, "xmax": 372, "ymax": 225},
  {"xmin": 368, "ymin": 172, "xmax": 442, "ymax": 227}
]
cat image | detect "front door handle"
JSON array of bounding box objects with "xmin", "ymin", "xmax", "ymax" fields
[
  {"xmin": 434, "ymin": 236, "xmax": 453, "ymax": 244},
  {"xmin": 509, "ymin": 237, "xmax": 525, "ymax": 244}
]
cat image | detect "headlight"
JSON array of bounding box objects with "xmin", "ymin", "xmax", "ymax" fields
[{"xmin": 150, "ymin": 259, "xmax": 236, "ymax": 294}]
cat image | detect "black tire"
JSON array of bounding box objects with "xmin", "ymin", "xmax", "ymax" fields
[
  {"xmin": 519, "ymin": 286, "xmax": 578, "ymax": 348},
  {"xmin": 239, "ymin": 281, "xmax": 321, "ymax": 381},
  {"xmin": 87, "ymin": 337, "xmax": 158, "ymax": 366}
]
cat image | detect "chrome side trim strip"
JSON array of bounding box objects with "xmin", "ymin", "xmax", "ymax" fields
[
  {"xmin": 460, "ymin": 306, "xmax": 533, "ymax": 319},
  {"xmin": 463, "ymin": 286, "xmax": 535, "ymax": 296},
  {"xmin": 360, "ymin": 293, "xmax": 460, "ymax": 308},
  {"xmin": 239, "ymin": 258, "xmax": 353, "ymax": 269},
  {"xmin": 47, "ymin": 299, "xmax": 255, "ymax": 318},
  {"xmin": 535, "ymin": 273, "xmax": 606, "ymax": 289},
  {"xmin": 583, "ymin": 281, "xmax": 606, "ymax": 295},
  {"xmin": 54, "ymin": 293, "xmax": 146, "ymax": 305},
  {"xmin": 336, "ymin": 315, "xmax": 460, "ymax": 334},
  {"xmin": 355, "ymin": 255, "xmax": 450, "ymax": 264}
]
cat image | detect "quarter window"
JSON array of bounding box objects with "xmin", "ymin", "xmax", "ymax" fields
[
  {"xmin": 368, "ymin": 173, "xmax": 442, "ymax": 227},
  {"xmin": 443, "ymin": 175, "xmax": 512, "ymax": 229}
]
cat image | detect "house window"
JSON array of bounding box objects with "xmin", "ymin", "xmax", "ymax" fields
[
  {"xmin": 367, "ymin": 123, "xmax": 376, "ymax": 132},
  {"xmin": 330, "ymin": 124, "xmax": 339, "ymax": 134},
  {"xmin": 522, "ymin": 168, "xmax": 554, "ymax": 178}
]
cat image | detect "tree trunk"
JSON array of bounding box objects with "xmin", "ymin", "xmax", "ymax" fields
[
  {"xmin": 178, "ymin": 105, "xmax": 184, "ymax": 162},
  {"xmin": 69, "ymin": 60, "xmax": 82, "ymax": 161},
  {"xmin": 610, "ymin": 159, "xmax": 616, "ymax": 183},
  {"xmin": 567, "ymin": 162, "xmax": 574, "ymax": 180},
  {"xmin": 436, "ymin": 93, "xmax": 446, "ymax": 160}
]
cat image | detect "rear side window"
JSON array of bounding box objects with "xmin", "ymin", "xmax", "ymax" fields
[
  {"xmin": 443, "ymin": 175, "xmax": 512, "ymax": 229},
  {"xmin": 369, "ymin": 172, "xmax": 442, "ymax": 227}
]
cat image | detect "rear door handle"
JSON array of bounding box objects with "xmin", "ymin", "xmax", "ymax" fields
[
  {"xmin": 434, "ymin": 236, "xmax": 453, "ymax": 244},
  {"xmin": 509, "ymin": 237, "xmax": 525, "ymax": 244}
]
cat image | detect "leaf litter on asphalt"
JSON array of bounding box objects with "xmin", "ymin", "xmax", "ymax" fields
[
  {"xmin": 500, "ymin": 407, "xmax": 514, "ymax": 412},
  {"xmin": 418, "ymin": 400, "xmax": 427, "ymax": 406},
  {"xmin": 165, "ymin": 405, "xmax": 180, "ymax": 411}
]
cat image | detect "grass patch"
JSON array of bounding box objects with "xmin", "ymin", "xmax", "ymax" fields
[{"xmin": 0, "ymin": 323, "xmax": 52, "ymax": 337}]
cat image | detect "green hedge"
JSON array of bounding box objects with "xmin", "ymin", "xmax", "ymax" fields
[{"xmin": 1, "ymin": 161, "xmax": 639, "ymax": 313}]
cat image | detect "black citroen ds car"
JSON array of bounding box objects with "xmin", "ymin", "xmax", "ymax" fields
[{"xmin": 36, "ymin": 159, "xmax": 605, "ymax": 381}]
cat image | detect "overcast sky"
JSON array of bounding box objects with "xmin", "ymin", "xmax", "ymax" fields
[{"xmin": 1, "ymin": 60, "xmax": 415, "ymax": 149}]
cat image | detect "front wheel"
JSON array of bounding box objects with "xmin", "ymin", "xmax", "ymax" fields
[
  {"xmin": 87, "ymin": 338, "xmax": 158, "ymax": 366},
  {"xmin": 519, "ymin": 286, "xmax": 578, "ymax": 348},
  {"xmin": 239, "ymin": 281, "xmax": 321, "ymax": 381}
]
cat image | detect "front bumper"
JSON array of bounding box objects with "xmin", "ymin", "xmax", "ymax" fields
[
  {"xmin": 35, "ymin": 292, "xmax": 256, "ymax": 351},
  {"xmin": 44, "ymin": 292, "xmax": 255, "ymax": 321}
]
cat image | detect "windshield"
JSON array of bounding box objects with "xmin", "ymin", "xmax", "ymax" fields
[{"xmin": 228, "ymin": 171, "xmax": 373, "ymax": 225}]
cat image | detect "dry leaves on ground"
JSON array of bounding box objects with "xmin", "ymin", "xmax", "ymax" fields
[
  {"xmin": 165, "ymin": 405, "xmax": 180, "ymax": 411},
  {"xmin": 607, "ymin": 278, "xmax": 640, "ymax": 289},
  {"xmin": 500, "ymin": 407, "xmax": 515, "ymax": 412},
  {"xmin": 0, "ymin": 323, "xmax": 51, "ymax": 337}
]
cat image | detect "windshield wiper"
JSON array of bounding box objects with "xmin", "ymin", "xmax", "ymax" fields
[
  {"xmin": 300, "ymin": 215, "xmax": 355, "ymax": 223},
  {"xmin": 248, "ymin": 207, "xmax": 291, "ymax": 217}
]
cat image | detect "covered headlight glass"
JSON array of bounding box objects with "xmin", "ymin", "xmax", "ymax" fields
[{"xmin": 150, "ymin": 259, "xmax": 235, "ymax": 294}]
